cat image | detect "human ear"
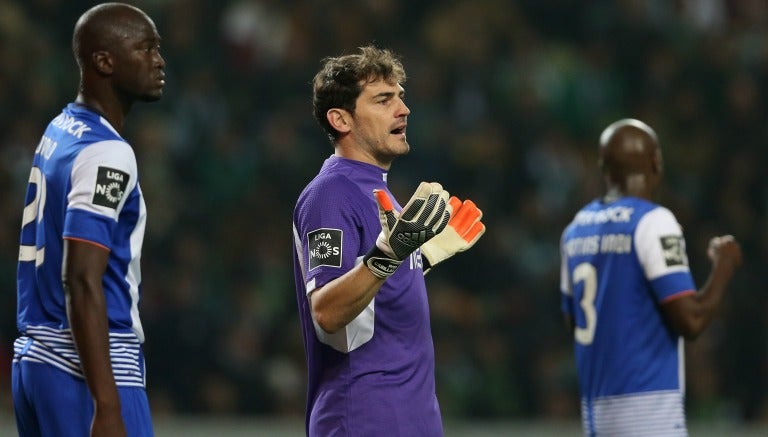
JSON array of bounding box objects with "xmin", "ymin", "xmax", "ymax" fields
[
  {"xmin": 92, "ymin": 51, "xmax": 113, "ymax": 75},
  {"xmin": 327, "ymin": 109, "xmax": 351, "ymax": 134}
]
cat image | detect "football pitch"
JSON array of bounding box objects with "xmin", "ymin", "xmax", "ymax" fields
[
  {"xmin": 1, "ymin": 415, "xmax": 766, "ymax": 435},
  {"xmin": 101, "ymin": 417, "xmax": 768, "ymax": 436}
]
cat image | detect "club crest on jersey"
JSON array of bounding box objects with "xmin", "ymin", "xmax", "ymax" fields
[
  {"xmin": 93, "ymin": 166, "xmax": 129, "ymax": 209},
  {"xmin": 308, "ymin": 228, "xmax": 342, "ymax": 270},
  {"xmin": 660, "ymin": 235, "xmax": 687, "ymax": 266}
]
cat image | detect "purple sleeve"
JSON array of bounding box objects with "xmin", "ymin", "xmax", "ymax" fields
[{"xmin": 296, "ymin": 180, "xmax": 369, "ymax": 293}]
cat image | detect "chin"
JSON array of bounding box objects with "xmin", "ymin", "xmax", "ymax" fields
[{"xmin": 140, "ymin": 91, "xmax": 163, "ymax": 102}]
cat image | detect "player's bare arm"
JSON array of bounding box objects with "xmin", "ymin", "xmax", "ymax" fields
[
  {"xmin": 313, "ymin": 182, "xmax": 451, "ymax": 333},
  {"xmin": 310, "ymin": 263, "xmax": 385, "ymax": 334},
  {"xmin": 661, "ymin": 235, "xmax": 742, "ymax": 340},
  {"xmin": 64, "ymin": 239, "xmax": 126, "ymax": 437}
]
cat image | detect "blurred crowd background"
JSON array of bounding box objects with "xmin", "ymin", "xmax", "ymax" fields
[{"xmin": 1, "ymin": 0, "xmax": 767, "ymax": 428}]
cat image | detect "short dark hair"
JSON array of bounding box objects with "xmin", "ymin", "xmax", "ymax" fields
[{"xmin": 312, "ymin": 45, "xmax": 406, "ymax": 141}]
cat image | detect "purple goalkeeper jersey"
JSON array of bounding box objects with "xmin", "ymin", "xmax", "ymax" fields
[{"xmin": 292, "ymin": 155, "xmax": 443, "ymax": 436}]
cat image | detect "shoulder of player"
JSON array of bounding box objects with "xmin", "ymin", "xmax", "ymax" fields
[
  {"xmin": 295, "ymin": 172, "xmax": 376, "ymax": 226},
  {"xmin": 303, "ymin": 172, "xmax": 366, "ymax": 202},
  {"xmin": 636, "ymin": 200, "xmax": 676, "ymax": 220},
  {"xmin": 635, "ymin": 205, "xmax": 682, "ymax": 237},
  {"xmin": 73, "ymin": 140, "xmax": 138, "ymax": 179},
  {"xmin": 51, "ymin": 105, "xmax": 127, "ymax": 143},
  {"xmin": 622, "ymin": 197, "xmax": 675, "ymax": 222},
  {"xmin": 80, "ymin": 138, "xmax": 135, "ymax": 158}
]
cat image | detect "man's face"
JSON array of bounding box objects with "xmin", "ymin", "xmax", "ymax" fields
[
  {"xmin": 112, "ymin": 16, "xmax": 165, "ymax": 102},
  {"xmin": 348, "ymin": 79, "xmax": 410, "ymax": 165}
]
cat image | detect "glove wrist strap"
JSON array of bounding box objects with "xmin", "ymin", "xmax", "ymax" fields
[
  {"xmin": 421, "ymin": 258, "xmax": 433, "ymax": 275},
  {"xmin": 363, "ymin": 246, "xmax": 402, "ymax": 279}
]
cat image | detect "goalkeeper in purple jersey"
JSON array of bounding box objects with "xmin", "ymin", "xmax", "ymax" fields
[
  {"xmin": 559, "ymin": 119, "xmax": 742, "ymax": 436},
  {"xmin": 292, "ymin": 45, "xmax": 486, "ymax": 436},
  {"xmin": 12, "ymin": 3, "xmax": 165, "ymax": 436}
]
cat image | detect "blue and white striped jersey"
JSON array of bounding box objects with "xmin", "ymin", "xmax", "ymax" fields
[
  {"xmin": 15, "ymin": 103, "xmax": 147, "ymax": 388},
  {"xmin": 560, "ymin": 196, "xmax": 696, "ymax": 436}
]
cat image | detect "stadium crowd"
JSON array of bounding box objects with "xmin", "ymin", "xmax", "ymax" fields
[{"xmin": 0, "ymin": 0, "xmax": 766, "ymax": 425}]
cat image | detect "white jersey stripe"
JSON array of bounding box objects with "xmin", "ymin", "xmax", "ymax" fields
[
  {"xmin": 583, "ymin": 390, "xmax": 687, "ymax": 436},
  {"xmin": 14, "ymin": 325, "xmax": 144, "ymax": 387}
]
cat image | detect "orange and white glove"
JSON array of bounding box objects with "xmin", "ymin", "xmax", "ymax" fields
[
  {"xmin": 364, "ymin": 182, "xmax": 452, "ymax": 279},
  {"xmin": 419, "ymin": 196, "xmax": 485, "ymax": 274}
]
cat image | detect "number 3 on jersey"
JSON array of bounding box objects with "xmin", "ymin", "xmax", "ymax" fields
[
  {"xmin": 19, "ymin": 166, "xmax": 46, "ymax": 266},
  {"xmin": 573, "ymin": 262, "xmax": 597, "ymax": 345}
]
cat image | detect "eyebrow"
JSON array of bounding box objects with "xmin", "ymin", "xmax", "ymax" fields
[
  {"xmin": 372, "ymin": 89, "xmax": 405, "ymax": 100},
  {"xmin": 373, "ymin": 91, "xmax": 394, "ymax": 99}
]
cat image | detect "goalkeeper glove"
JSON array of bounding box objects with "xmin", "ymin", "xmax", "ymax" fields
[
  {"xmin": 420, "ymin": 196, "xmax": 485, "ymax": 274},
  {"xmin": 364, "ymin": 182, "xmax": 452, "ymax": 278}
]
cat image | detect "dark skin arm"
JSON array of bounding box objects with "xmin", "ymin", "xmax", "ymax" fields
[
  {"xmin": 63, "ymin": 239, "xmax": 127, "ymax": 437},
  {"xmin": 661, "ymin": 235, "xmax": 742, "ymax": 341}
]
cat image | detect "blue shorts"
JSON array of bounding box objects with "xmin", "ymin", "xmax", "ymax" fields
[{"xmin": 12, "ymin": 359, "xmax": 153, "ymax": 436}]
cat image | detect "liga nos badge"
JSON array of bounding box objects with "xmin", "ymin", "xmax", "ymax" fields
[
  {"xmin": 308, "ymin": 228, "xmax": 342, "ymax": 270},
  {"xmin": 93, "ymin": 166, "xmax": 129, "ymax": 209}
]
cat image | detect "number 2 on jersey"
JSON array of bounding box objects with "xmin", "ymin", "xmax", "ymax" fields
[
  {"xmin": 18, "ymin": 166, "xmax": 46, "ymax": 266},
  {"xmin": 573, "ymin": 262, "xmax": 597, "ymax": 345}
]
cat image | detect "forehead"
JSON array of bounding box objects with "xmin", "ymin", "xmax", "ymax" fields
[
  {"xmin": 131, "ymin": 18, "xmax": 160, "ymax": 40},
  {"xmin": 359, "ymin": 79, "xmax": 403, "ymax": 98},
  {"xmin": 113, "ymin": 14, "xmax": 160, "ymax": 46}
]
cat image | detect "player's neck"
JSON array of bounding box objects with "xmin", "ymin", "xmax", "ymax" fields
[
  {"xmin": 602, "ymin": 188, "xmax": 623, "ymax": 203},
  {"xmin": 75, "ymin": 93, "xmax": 126, "ymax": 133}
]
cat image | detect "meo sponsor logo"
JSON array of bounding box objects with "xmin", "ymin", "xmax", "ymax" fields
[
  {"xmin": 92, "ymin": 166, "xmax": 129, "ymax": 209},
  {"xmin": 308, "ymin": 228, "xmax": 342, "ymax": 270}
]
